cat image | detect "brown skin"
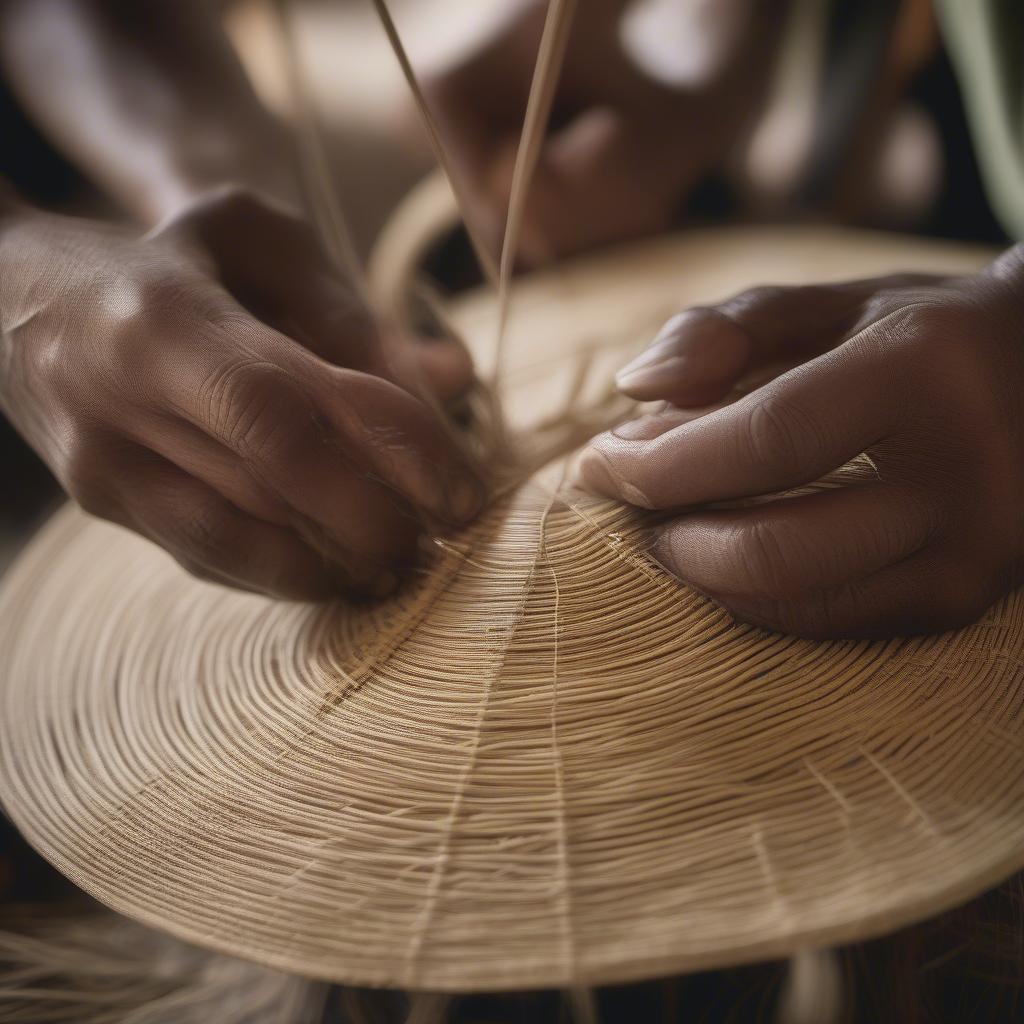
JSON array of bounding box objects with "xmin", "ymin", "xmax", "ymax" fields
[
  {"xmin": 578, "ymin": 247, "xmax": 1024, "ymax": 638},
  {"xmin": 0, "ymin": 0, "xmax": 478, "ymax": 599},
  {"xmin": 0, "ymin": 193, "xmax": 482, "ymax": 599},
  {"xmin": 425, "ymin": 0, "xmax": 785, "ymax": 265}
]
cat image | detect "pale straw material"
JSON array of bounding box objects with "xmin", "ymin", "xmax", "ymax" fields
[
  {"xmin": 2, "ymin": 196, "xmax": 1024, "ymax": 991},
  {"xmin": 0, "ymin": 910, "xmax": 322, "ymax": 1022}
]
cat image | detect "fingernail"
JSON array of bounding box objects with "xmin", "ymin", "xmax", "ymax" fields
[
  {"xmin": 616, "ymin": 343, "xmax": 671, "ymax": 379},
  {"xmin": 649, "ymin": 532, "xmax": 683, "ymax": 583},
  {"xmin": 448, "ymin": 474, "xmax": 485, "ymax": 523},
  {"xmin": 573, "ymin": 446, "xmax": 652, "ymax": 508},
  {"xmin": 615, "ymin": 354, "xmax": 688, "ymax": 393},
  {"xmin": 616, "ymin": 321, "xmax": 681, "ymax": 377}
]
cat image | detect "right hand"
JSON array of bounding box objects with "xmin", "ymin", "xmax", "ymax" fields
[{"xmin": 0, "ymin": 205, "xmax": 483, "ymax": 599}]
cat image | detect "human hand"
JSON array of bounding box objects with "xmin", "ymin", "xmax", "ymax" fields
[
  {"xmin": 0, "ymin": 204, "xmax": 483, "ymax": 599},
  {"xmin": 577, "ymin": 248, "xmax": 1024, "ymax": 637},
  {"xmin": 153, "ymin": 185, "xmax": 474, "ymax": 402},
  {"xmin": 424, "ymin": 0, "xmax": 782, "ymax": 265}
]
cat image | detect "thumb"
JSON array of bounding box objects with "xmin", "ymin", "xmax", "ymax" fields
[{"xmin": 614, "ymin": 280, "xmax": 891, "ymax": 408}]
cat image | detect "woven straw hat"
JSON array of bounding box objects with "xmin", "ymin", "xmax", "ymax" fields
[{"xmin": 2, "ymin": 217, "xmax": 1023, "ymax": 993}]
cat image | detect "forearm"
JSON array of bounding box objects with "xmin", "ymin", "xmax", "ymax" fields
[{"xmin": 0, "ymin": 0, "xmax": 298, "ymax": 224}]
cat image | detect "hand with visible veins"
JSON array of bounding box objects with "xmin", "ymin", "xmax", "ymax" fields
[
  {"xmin": 424, "ymin": 0, "xmax": 786, "ymax": 266},
  {"xmin": 155, "ymin": 185, "xmax": 474, "ymax": 403},
  {"xmin": 577, "ymin": 247, "xmax": 1024, "ymax": 638},
  {"xmin": 0, "ymin": 196, "xmax": 483, "ymax": 600},
  {"xmin": 0, "ymin": 0, "xmax": 474, "ymax": 404},
  {"xmin": 0, "ymin": 0, "xmax": 482, "ymax": 600}
]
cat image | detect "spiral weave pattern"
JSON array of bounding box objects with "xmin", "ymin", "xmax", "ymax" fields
[{"xmin": 2, "ymin": 227, "xmax": 1023, "ymax": 992}]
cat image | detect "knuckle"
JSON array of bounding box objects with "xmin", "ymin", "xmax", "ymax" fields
[
  {"xmin": 743, "ymin": 395, "xmax": 819, "ymax": 484},
  {"xmin": 21, "ymin": 327, "xmax": 75, "ymax": 394},
  {"xmin": 200, "ymin": 360, "xmax": 310, "ymax": 469},
  {"xmin": 877, "ymin": 301, "xmax": 1001, "ymax": 432},
  {"xmin": 130, "ymin": 272, "xmax": 230, "ymax": 340},
  {"xmin": 727, "ymin": 284, "xmax": 788, "ymax": 316},
  {"xmin": 63, "ymin": 435, "xmax": 113, "ymax": 518},
  {"xmin": 735, "ymin": 521, "xmax": 802, "ymax": 600},
  {"xmin": 177, "ymin": 500, "xmax": 236, "ymax": 562},
  {"xmin": 881, "ymin": 300, "xmax": 980, "ymax": 376},
  {"xmin": 187, "ymin": 183, "xmax": 267, "ymax": 228},
  {"xmin": 134, "ymin": 272, "xmax": 201, "ymax": 316}
]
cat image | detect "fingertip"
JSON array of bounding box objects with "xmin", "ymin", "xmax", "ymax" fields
[
  {"xmin": 615, "ymin": 355, "xmax": 690, "ymax": 399},
  {"xmin": 447, "ymin": 471, "xmax": 486, "ymax": 524},
  {"xmin": 572, "ymin": 442, "xmax": 615, "ymax": 497},
  {"xmin": 649, "ymin": 527, "xmax": 685, "ymax": 585},
  {"xmin": 573, "ymin": 442, "xmax": 652, "ymax": 508},
  {"xmin": 615, "ymin": 309, "xmax": 752, "ymax": 404},
  {"xmin": 413, "ymin": 337, "xmax": 475, "ymax": 401}
]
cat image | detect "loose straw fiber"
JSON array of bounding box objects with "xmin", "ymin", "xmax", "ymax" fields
[{"xmin": 0, "ymin": 910, "xmax": 322, "ymax": 1023}]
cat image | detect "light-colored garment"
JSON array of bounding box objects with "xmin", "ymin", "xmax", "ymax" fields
[{"xmin": 936, "ymin": 0, "xmax": 1024, "ymax": 239}]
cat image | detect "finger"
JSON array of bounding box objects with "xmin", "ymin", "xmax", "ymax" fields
[
  {"xmin": 369, "ymin": 294, "xmax": 475, "ymax": 403},
  {"xmin": 160, "ymin": 187, "xmax": 386, "ymax": 372},
  {"xmin": 269, "ymin": 268, "xmax": 474, "ymax": 403},
  {"xmin": 577, "ymin": 333, "xmax": 901, "ymax": 510},
  {"xmin": 156, "ymin": 186, "xmax": 445, "ymax": 398},
  {"xmin": 650, "ymin": 481, "xmax": 940, "ymax": 606},
  {"xmin": 107, "ymin": 448, "xmax": 354, "ymax": 600},
  {"xmin": 119, "ymin": 414, "xmax": 292, "ymax": 526},
  {"xmin": 407, "ymin": 334, "xmax": 475, "ymax": 401},
  {"xmin": 197, "ymin": 366, "xmax": 423, "ymax": 574},
  {"xmin": 613, "ymin": 276, "xmax": 947, "ymax": 407},
  {"xmin": 602, "ymin": 401, "xmax": 734, "ymax": 443},
  {"xmin": 158, "ymin": 302, "xmax": 483, "ymax": 531},
  {"xmin": 708, "ymin": 547, "xmax": 998, "ymax": 640},
  {"xmin": 118, "ymin": 281, "xmax": 422, "ymax": 570},
  {"xmin": 313, "ymin": 369, "xmax": 485, "ymax": 524}
]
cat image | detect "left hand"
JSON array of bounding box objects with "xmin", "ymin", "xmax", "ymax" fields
[
  {"xmin": 577, "ymin": 247, "xmax": 1024, "ymax": 638},
  {"xmin": 153, "ymin": 185, "xmax": 474, "ymax": 402}
]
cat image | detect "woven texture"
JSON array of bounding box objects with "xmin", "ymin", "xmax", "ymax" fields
[{"xmin": 2, "ymin": 226, "xmax": 1023, "ymax": 992}]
